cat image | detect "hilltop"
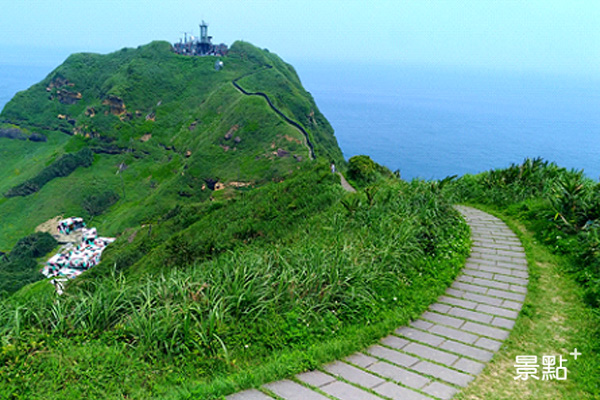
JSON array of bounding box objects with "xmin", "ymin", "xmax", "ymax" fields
[{"xmin": 0, "ymin": 40, "xmax": 343, "ymax": 251}]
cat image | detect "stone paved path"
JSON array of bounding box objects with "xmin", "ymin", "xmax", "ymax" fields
[{"xmin": 227, "ymin": 206, "xmax": 528, "ymax": 400}]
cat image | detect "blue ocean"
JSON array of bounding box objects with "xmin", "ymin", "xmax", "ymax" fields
[{"xmin": 1, "ymin": 56, "xmax": 599, "ymax": 181}]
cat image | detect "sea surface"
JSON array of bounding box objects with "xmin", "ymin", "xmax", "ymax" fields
[
  {"xmin": 294, "ymin": 61, "xmax": 600, "ymax": 180},
  {"xmin": 1, "ymin": 55, "xmax": 599, "ymax": 181}
]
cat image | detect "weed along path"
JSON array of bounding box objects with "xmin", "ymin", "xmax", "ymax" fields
[{"xmin": 227, "ymin": 206, "xmax": 528, "ymax": 400}]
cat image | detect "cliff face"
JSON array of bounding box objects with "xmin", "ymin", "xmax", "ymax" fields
[{"xmin": 0, "ymin": 40, "xmax": 344, "ymax": 249}]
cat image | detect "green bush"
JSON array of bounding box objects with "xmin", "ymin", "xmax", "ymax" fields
[
  {"xmin": 4, "ymin": 148, "xmax": 94, "ymax": 197},
  {"xmin": 82, "ymin": 190, "xmax": 120, "ymax": 218},
  {"xmin": 449, "ymin": 157, "xmax": 600, "ymax": 308}
]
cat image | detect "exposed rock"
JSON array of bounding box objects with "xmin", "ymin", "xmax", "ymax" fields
[
  {"xmin": 204, "ymin": 178, "xmax": 218, "ymax": 190},
  {"xmin": 189, "ymin": 121, "xmax": 198, "ymax": 131},
  {"xmin": 140, "ymin": 133, "xmax": 152, "ymax": 142},
  {"xmin": 135, "ymin": 110, "xmax": 142, "ymax": 117},
  {"xmin": 293, "ymin": 154, "xmax": 303, "ymax": 162},
  {"xmin": 276, "ymin": 148, "xmax": 290, "ymax": 157},
  {"xmin": 28, "ymin": 133, "xmax": 47, "ymax": 142},
  {"xmin": 220, "ymin": 144, "xmax": 230, "ymax": 152},
  {"xmin": 102, "ymin": 95, "xmax": 126, "ymax": 115},
  {"xmin": 55, "ymin": 89, "xmax": 82, "ymax": 105},
  {"xmin": 57, "ymin": 114, "xmax": 66, "ymax": 120},
  {"xmin": 284, "ymin": 134, "xmax": 301, "ymax": 144},
  {"xmin": 224, "ymin": 124, "xmax": 239, "ymax": 140},
  {"xmin": 0, "ymin": 127, "xmax": 26, "ymax": 140},
  {"xmin": 85, "ymin": 107, "xmax": 96, "ymax": 117},
  {"xmin": 46, "ymin": 77, "xmax": 73, "ymax": 90},
  {"xmin": 214, "ymin": 182, "xmax": 226, "ymax": 191},
  {"xmin": 228, "ymin": 181, "xmax": 251, "ymax": 188},
  {"xmin": 185, "ymin": 150, "xmax": 192, "ymax": 157},
  {"xmin": 146, "ymin": 112, "xmax": 155, "ymax": 121},
  {"xmin": 234, "ymin": 136, "xmax": 241, "ymax": 144},
  {"xmin": 120, "ymin": 112, "xmax": 133, "ymax": 121}
]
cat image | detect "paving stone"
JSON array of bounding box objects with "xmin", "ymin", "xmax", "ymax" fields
[
  {"xmin": 457, "ymin": 274, "xmax": 474, "ymax": 283},
  {"xmin": 461, "ymin": 321, "xmax": 510, "ymax": 340},
  {"xmin": 463, "ymin": 291, "xmax": 504, "ymax": 306},
  {"xmin": 497, "ymin": 261, "xmax": 528, "ymax": 271},
  {"xmin": 439, "ymin": 339, "xmax": 494, "ymax": 362},
  {"xmin": 430, "ymin": 303, "xmax": 452, "ymax": 314},
  {"xmin": 447, "ymin": 307, "xmax": 493, "ymax": 324},
  {"xmin": 477, "ymin": 265, "xmax": 515, "ymax": 276},
  {"xmin": 344, "ymin": 353, "xmax": 378, "ymax": 368},
  {"xmin": 475, "ymin": 304, "xmax": 519, "ymax": 319},
  {"xmin": 373, "ymin": 381, "xmax": 434, "ymax": 400},
  {"xmin": 452, "ymin": 281, "xmax": 489, "ymax": 294},
  {"xmin": 263, "ymin": 379, "xmax": 329, "ymax": 400},
  {"xmin": 466, "ymin": 258, "xmax": 496, "ymax": 267},
  {"xmin": 318, "ymin": 380, "xmax": 384, "ymax": 400},
  {"xmin": 411, "ymin": 319, "xmax": 435, "ymax": 330},
  {"xmin": 446, "ymin": 287, "xmax": 465, "ymax": 298},
  {"xmin": 487, "ymin": 288, "xmax": 526, "ymax": 302},
  {"xmin": 502, "ymin": 300, "xmax": 523, "ymax": 310},
  {"xmin": 296, "ymin": 370, "xmax": 336, "ymax": 388},
  {"xmin": 471, "ymin": 277, "xmax": 510, "ymax": 290},
  {"xmin": 463, "ymin": 268, "xmax": 494, "ymax": 279},
  {"xmin": 422, "ymin": 311, "xmax": 465, "ymax": 328},
  {"xmin": 512, "ymin": 270, "xmax": 529, "ymax": 278},
  {"xmin": 422, "ymin": 381, "xmax": 458, "ymax": 400},
  {"xmin": 395, "ymin": 327, "xmax": 445, "ymax": 347},
  {"xmin": 367, "ymin": 345, "xmax": 420, "ymax": 368},
  {"xmin": 430, "ymin": 324, "xmax": 479, "ymax": 344},
  {"xmin": 491, "ymin": 316, "xmax": 516, "ymax": 329},
  {"xmin": 474, "ymin": 337, "xmax": 503, "ymax": 351},
  {"xmin": 510, "ymin": 284, "xmax": 527, "ymax": 293},
  {"xmin": 438, "ymin": 295, "xmax": 478, "ymax": 310},
  {"xmin": 226, "ymin": 389, "xmax": 274, "ymax": 400},
  {"xmin": 493, "ymin": 274, "xmax": 528, "ymax": 285},
  {"xmin": 412, "ymin": 360, "xmax": 474, "ymax": 387},
  {"xmin": 402, "ymin": 342, "xmax": 460, "ymax": 366},
  {"xmin": 368, "ymin": 361, "xmax": 430, "ymax": 389},
  {"xmin": 453, "ymin": 357, "xmax": 486, "ymax": 374},
  {"xmin": 380, "ymin": 335, "xmax": 409, "ymax": 350},
  {"xmin": 324, "ymin": 361, "xmax": 384, "ymax": 389}
]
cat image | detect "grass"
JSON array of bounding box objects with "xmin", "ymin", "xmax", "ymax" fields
[
  {"xmin": 455, "ymin": 205, "xmax": 600, "ymax": 399},
  {"xmin": 0, "ymin": 170, "xmax": 471, "ymax": 399}
]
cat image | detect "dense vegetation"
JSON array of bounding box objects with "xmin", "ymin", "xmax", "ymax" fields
[
  {"xmin": 4, "ymin": 148, "xmax": 93, "ymax": 197},
  {"xmin": 0, "ymin": 40, "xmax": 343, "ymax": 249},
  {"xmin": 0, "ymin": 163, "xmax": 470, "ymax": 399},
  {"xmin": 0, "ymin": 232, "xmax": 56, "ymax": 295},
  {"xmin": 448, "ymin": 157, "xmax": 600, "ymax": 309}
]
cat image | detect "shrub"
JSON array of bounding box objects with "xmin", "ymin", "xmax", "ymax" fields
[{"xmin": 4, "ymin": 148, "xmax": 94, "ymax": 197}]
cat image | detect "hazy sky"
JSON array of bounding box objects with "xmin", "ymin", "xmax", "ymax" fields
[{"xmin": 0, "ymin": 0, "xmax": 598, "ymax": 77}]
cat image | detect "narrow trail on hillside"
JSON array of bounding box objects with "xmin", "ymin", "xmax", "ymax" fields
[
  {"xmin": 228, "ymin": 206, "xmax": 528, "ymax": 400},
  {"xmin": 232, "ymin": 69, "xmax": 316, "ymax": 160},
  {"xmin": 337, "ymin": 172, "xmax": 356, "ymax": 193}
]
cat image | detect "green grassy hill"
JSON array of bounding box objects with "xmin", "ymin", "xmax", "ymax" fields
[{"xmin": 0, "ymin": 40, "xmax": 343, "ymax": 251}]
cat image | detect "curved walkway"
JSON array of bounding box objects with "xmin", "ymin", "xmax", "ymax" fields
[
  {"xmin": 227, "ymin": 206, "xmax": 528, "ymax": 400},
  {"xmin": 232, "ymin": 70, "xmax": 316, "ymax": 159}
]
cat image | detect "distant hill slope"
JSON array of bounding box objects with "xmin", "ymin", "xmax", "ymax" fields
[{"xmin": 0, "ymin": 40, "xmax": 344, "ymax": 249}]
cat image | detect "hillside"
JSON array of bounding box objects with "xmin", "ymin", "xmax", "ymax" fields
[{"xmin": 0, "ymin": 40, "xmax": 344, "ymax": 251}]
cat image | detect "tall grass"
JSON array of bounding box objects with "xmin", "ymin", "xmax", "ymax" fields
[
  {"xmin": 0, "ymin": 171, "xmax": 469, "ymax": 398},
  {"xmin": 448, "ymin": 157, "xmax": 600, "ymax": 308}
]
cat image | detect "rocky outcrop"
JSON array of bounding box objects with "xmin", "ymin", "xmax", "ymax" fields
[
  {"xmin": 54, "ymin": 89, "xmax": 82, "ymax": 105},
  {"xmin": 102, "ymin": 95, "xmax": 126, "ymax": 115}
]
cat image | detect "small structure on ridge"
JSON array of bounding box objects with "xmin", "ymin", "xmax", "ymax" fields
[{"xmin": 173, "ymin": 20, "xmax": 228, "ymax": 57}]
